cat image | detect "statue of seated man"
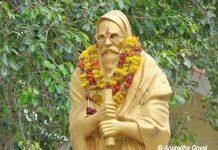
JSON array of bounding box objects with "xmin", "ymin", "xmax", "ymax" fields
[{"xmin": 69, "ymin": 10, "xmax": 172, "ymax": 150}]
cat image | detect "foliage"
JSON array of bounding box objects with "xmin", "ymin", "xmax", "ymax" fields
[{"xmin": 0, "ymin": 0, "xmax": 217, "ymax": 149}]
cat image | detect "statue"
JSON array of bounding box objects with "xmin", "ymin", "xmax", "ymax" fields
[{"xmin": 69, "ymin": 10, "xmax": 172, "ymax": 150}]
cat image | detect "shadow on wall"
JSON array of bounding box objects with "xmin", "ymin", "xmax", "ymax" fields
[
  {"xmin": 186, "ymin": 94, "xmax": 218, "ymax": 150},
  {"xmin": 173, "ymin": 67, "xmax": 218, "ymax": 149}
]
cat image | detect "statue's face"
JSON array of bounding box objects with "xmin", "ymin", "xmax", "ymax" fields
[{"xmin": 96, "ymin": 20, "xmax": 125, "ymax": 56}]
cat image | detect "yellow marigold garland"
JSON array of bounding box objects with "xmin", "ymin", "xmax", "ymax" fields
[{"xmin": 78, "ymin": 36, "xmax": 142, "ymax": 110}]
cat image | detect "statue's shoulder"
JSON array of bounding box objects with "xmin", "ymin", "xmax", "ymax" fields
[
  {"xmin": 140, "ymin": 51, "xmax": 159, "ymax": 68},
  {"xmin": 70, "ymin": 67, "xmax": 81, "ymax": 81}
]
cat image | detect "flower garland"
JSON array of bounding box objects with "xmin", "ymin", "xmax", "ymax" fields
[{"xmin": 78, "ymin": 37, "xmax": 142, "ymax": 115}]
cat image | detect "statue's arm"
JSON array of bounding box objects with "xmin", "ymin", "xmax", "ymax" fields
[
  {"xmin": 69, "ymin": 69, "xmax": 117, "ymax": 138},
  {"xmin": 99, "ymin": 99, "xmax": 170, "ymax": 148},
  {"xmin": 84, "ymin": 102, "xmax": 117, "ymax": 137},
  {"xmin": 83, "ymin": 113, "xmax": 99, "ymax": 137},
  {"xmin": 99, "ymin": 54, "xmax": 171, "ymax": 146},
  {"xmin": 129, "ymin": 97, "xmax": 170, "ymax": 147},
  {"xmin": 119, "ymin": 121, "xmax": 144, "ymax": 143},
  {"xmin": 98, "ymin": 117, "xmax": 143, "ymax": 143},
  {"xmin": 69, "ymin": 69, "xmax": 99, "ymax": 138},
  {"xmin": 118, "ymin": 97, "xmax": 170, "ymax": 144}
]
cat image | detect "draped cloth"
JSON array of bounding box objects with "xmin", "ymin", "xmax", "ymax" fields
[
  {"xmin": 69, "ymin": 51, "xmax": 172, "ymax": 150},
  {"xmin": 96, "ymin": 10, "xmax": 132, "ymax": 37}
]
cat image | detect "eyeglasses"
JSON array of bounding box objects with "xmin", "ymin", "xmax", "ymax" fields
[{"xmin": 95, "ymin": 33, "xmax": 124, "ymax": 42}]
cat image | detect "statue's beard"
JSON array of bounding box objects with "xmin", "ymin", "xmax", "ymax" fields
[{"xmin": 100, "ymin": 48, "xmax": 120, "ymax": 73}]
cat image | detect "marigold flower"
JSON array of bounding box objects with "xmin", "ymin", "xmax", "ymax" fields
[
  {"xmin": 115, "ymin": 69, "xmax": 127, "ymax": 76},
  {"xmin": 128, "ymin": 51, "xmax": 134, "ymax": 57},
  {"xmin": 92, "ymin": 70, "xmax": 103, "ymax": 78},
  {"xmin": 123, "ymin": 48, "xmax": 131, "ymax": 53},
  {"xmin": 79, "ymin": 74, "xmax": 86, "ymax": 79},
  {"xmin": 118, "ymin": 59, "xmax": 124, "ymax": 65},
  {"xmin": 96, "ymin": 81, "xmax": 106, "ymax": 88},
  {"xmin": 108, "ymin": 79, "xmax": 116, "ymax": 86},
  {"xmin": 81, "ymin": 81, "xmax": 89, "ymax": 88},
  {"xmin": 80, "ymin": 50, "xmax": 89, "ymax": 58},
  {"xmin": 119, "ymin": 53, "xmax": 128, "ymax": 59},
  {"xmin": 87, "ymin": 44, "xmax": 97, "ymax": 52},
  {"xmin": 129, "ymin": 65, "xmax": 138, "ymax": 74},
  {"xmin": 120, "ymin": 91, "xmax": 127, "ymax": 96},
  {"xmin": 92, "ymin": 63, "xmax": 100, "ymax": 69},
  {"xmin": 112, "ymin": 88, "xmax": 118, "ymax": 95},
  {"xmin": 125, "ymin": 57, "xmax": 132, "ymax": 63},
  {"xmin": 124, "ymin": 82, "xmax": 131, "ymax": 89},
  {"xmin": 78, "ymin": 36, "xmax": 141, "ymax": 107},
  {"xmin": 89, "ymin": 85, "xmax": 97, "ymax": 90},
  {"xmin": 125, "ymin": 37, "xmax": 139, "ymax": 47},
  {"xmin": 126, "ymin": 75, "xmax": 133, "ymax": 84}
]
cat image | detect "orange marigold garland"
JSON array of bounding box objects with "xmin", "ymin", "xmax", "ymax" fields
[{"xmin": 78, "ymin": 37, "xmax": 142, "ymax": 115}]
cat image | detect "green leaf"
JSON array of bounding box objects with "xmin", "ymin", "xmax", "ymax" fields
[
  {"xmin": 188, "ymin": 134, "xmax": 195, "ymax": 143},
  {"xmin": 70, "ymin": 65, "xmax": 74, "ymax": 73},
  {"xmin": 2, "ymin": 2, "xmax": 15, "ymax": 19},
  {"xmin": 169, "ymin": 96, "xmax": 177, "ymax": 107},
  {"xmin": 32, "ymin": 98, "xmax": 38, "ymax": 107},
  {"xmin": 56, "ymin": 85, "xmax": 63, "ymax": 94},
  {"xmin": 4, "ymin": 44, "xmax": 9, "ymax": 53},
  {"xmin": 39, "ymin": 42, "xmax": 45, "ymax": 50},
  {"xmin": 44, "ymin": 78, "xmax": 51, "ymax": 87},
  {"xmin": 184, "ymin": 58, "xmax": 192, "ymax": 68},
  {"xmin": 215, "ymin": 119, "xmax": 218, "ymax": 128},
  {"xmin": 37, "ymin": 107, "xmax": 51, "ymax": 118},
  {"xmin": 0, "ymin": 66, "xmax": 8, "ymax": 76},
  {"xmin": 143, "ymin": 41, "xmax": 147, "ymax": 48},
  {"xmin": 74, "ymin": 35, "xmax": 81, "ymax": 43},
  {"xmin": 82, "ymin": 23, "xmax": 90, "ymax": 31},
  {"xmin": 66, "ymin": 99, "xmax": 71, "ymax": 113},
  {"xmin": 80, "ymin": 32, "xmax": 89, "ymax": 41},
  {"xmin": 64, "ymin": 46, "xmax": 72, "ymax": 54},
  {"xmin": 118, "ymin": 0, "xmax": 125, "ymax": 9},
  {"xmin": 33, "ymin": 89, "xmax": 39, "ymax": 96},
  {"xmin": 18, "ymin": 91, "xmax": 30, "ymax": 106},
  {"xmin": 179, "ymin": 23, "xmax": 185, "ymax": 34},
  {"xmin": 175, "ymin": 94, "xmax": 186, "ymax": 105},
  {"xmin": 9, "ymin": 59, "xmax": 19, "ymax": 71},
  {"xmin": 144, "ymin": 19, "xmax": 155, "ymax": 30},
  {"xmin": 18, "ymin": 141, "xmax": 24, "ymax": 147},
  {"xmin": 190, "ymin": 23, "xmax": 198, "ymax": 33},
  {"xmin": 133, "ymin": 17, "xmax": 143, "ymax": 34},
  {"xmin": 186, "ymin": 115, "xmax": 191, "ymax": 122},
  {"xmin": 212, "ymin": 98, "xmax": 218, "ymax": 104},
  {"xmin": 2, "ymin": 53, "xmax": 8, "ymax": 66},
  {"xmin": 58, "ymin": 14, "xmax": 62, "ymax": 21},
  {"xmin": 30, "ymin": 45, "xmax": 36, "ymax": 52},
  {"xmin": 43, "ymin": 60, "xmax": 55, "ymax": 69},
  {"xmin": 58, "ymin": 64, "xmax": 67, "ymax": 77},
  {"xmin": 48, "ymin": 82, "xmax": 55, "ymax": 93},
  {"xmin": 2, "ymin": 106, "xmax": 10, "ymax": 116}
]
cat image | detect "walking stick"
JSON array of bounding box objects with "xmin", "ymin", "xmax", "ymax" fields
[{"xmin": 103, "ymin": 88, "xmax": 116, "ymax": 146}]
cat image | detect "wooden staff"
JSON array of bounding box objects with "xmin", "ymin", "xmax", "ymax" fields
[{"xmin": 103, "ymin": 88, "xmax": 116, "ymax": 146}]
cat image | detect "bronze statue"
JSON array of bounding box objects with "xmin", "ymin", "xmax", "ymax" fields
[{"xmin": 69, "ymin": 10, "xmax": 172, "ymax": 150}]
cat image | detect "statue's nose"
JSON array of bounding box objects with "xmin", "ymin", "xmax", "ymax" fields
[{"xmin": 105, "ymin": 37, "xmax": 112, "ymax": 46}]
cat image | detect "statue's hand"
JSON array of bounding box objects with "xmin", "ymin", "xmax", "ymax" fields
[
  {"xmin": 94, "ymin": 102, "xmax": 117, "ymax": 122},
  {"xmin": 83, "ymin": 102, "xmax": 116, "ymax": 137},
  {"xmin": 99, "ymin": 119, "xmax": 124, "ymax": 137},
  {"xmin": 99, "ymin": 119, "xmax": 143, "ymax": 143}
]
